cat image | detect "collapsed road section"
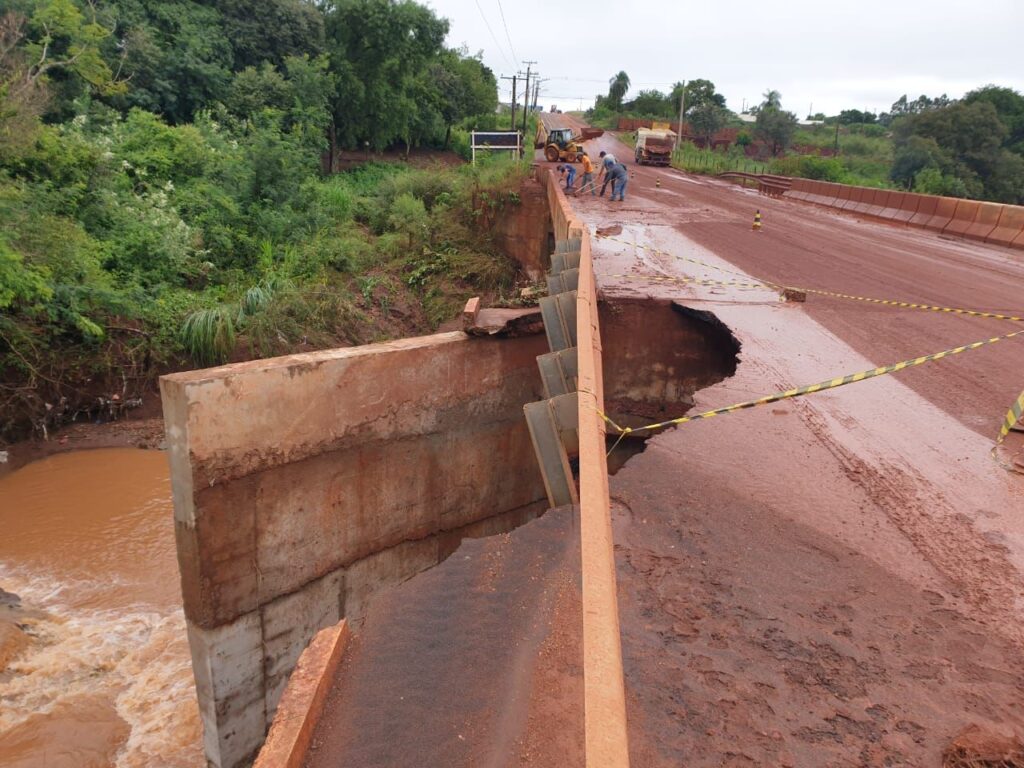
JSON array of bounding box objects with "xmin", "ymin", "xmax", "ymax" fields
[{"xmin": 575, "ymin": 126, "xmax": 1024, "ymax": 765}]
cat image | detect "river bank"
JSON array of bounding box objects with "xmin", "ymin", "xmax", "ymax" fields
[{"xmin": 0, "ymin": 394, "xmax": 165, "ymax": 478}]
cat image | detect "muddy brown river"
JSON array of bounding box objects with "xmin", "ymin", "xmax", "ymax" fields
[{"xmin": 0, "ymin": 448, "xmax": 201, "ymax": 767}]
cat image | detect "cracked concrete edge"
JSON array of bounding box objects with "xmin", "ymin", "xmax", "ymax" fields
[
  {"xmin": 253, "ymin": 620, "xmax": 350, "ymax": 768},
  {"xmin": 554, "ymin": 166, "xmax": 631, "ymax": 767}
]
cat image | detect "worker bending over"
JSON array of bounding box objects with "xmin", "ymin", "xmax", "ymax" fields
[
  {"xmin": 556, "ymin": 163, "xmax": 577, "ymax": 191},
  {"xmin": 597, "ymin": 150, "xmax": 617, "ymax": 196},
  {"xmin": 606, "ymin": 161, "xmax": 628, "ymax": 202}
]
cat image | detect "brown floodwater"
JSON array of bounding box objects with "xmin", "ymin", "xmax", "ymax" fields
[{"xmin": 0, "ymin": 448, "xmax": 202, "ymax": 768}]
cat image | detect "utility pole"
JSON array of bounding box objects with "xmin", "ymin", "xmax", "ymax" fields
[
  {"xmin": 501, "ymin": 75, "xmax": 518, "ymax": 131},
  {"xmin": 675, "ymin": 80, "xmax": 686, "ymax": 152},
  {"xmin": 521, "ymin": 61, "xmax": 537, "ymax": 135}
]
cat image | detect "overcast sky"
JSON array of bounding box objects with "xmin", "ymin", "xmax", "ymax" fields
[{"xmin": 423, "ymin": 0, "xmax": 1024, "ymax": 117}]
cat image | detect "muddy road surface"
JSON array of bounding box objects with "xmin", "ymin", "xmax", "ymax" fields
[{"xmin": 564, "ymin": 126, "xmax": 1024, "ymax": 766}]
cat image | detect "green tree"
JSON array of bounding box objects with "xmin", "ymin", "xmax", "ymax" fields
[
  {"xmin": 606, "ymin": 70, "xmax": 630, "ymax": 111},
  {"xmin": 217, "ymin": 0, "xmax": 325, "ymax": 70},
  {"xmin": 755, "ymin": 93, "xmax": 797, "ymax": 156},
  {"xmin": 0, "ymin": 2, "xmax": 123, "ymax": 131},
  {"xmin": 431, "ymin": 48, "xmax": 497, "ymax": 148},
  {"xmin": 672, "ymin": 79, "xmax": 726, "ymax": 116},
  {"xmin": 325, "ymin": 0, "xmax": 448, "ymax": 152},
  {"xmin": 226, "ymin": 62, "xmax": 292, "ymax": 117},
  {"xmin": 626, "ymin": 89, "xmax": 670, "ymax": 117},
  {"xmin": 689, "ymin": 103, "xmax": 728, "ymax": 146},
  {"xmin": 893, "ymin": 99, "xmax": 1024, "ymax": 202},
  {"xmin": 838, "ymin": 109, "xmax": 876, "ymax": 125},
  {"xmin": 963, "ymin": 85, "xmax": 1024, "ymax": 153},
  {"xmin": 109, "ymin": 0, "xmax": 233, "ymax": 123}
]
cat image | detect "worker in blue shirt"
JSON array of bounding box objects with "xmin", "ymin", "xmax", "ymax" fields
[{"xmin": 557, "ymin": 164, "xmax": 577, "ymax": 191}]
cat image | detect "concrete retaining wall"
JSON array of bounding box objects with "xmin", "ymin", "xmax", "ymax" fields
[
  {"xmin": 162, "ymin": 331, "xmax": 549, "ymax": 768},
  {"xmin": 783, "ymin": 180, "xmax": 1024, "ymax": 251},
  {"xmin": 539, "ymin": 168, "xmax": 631, "ymax": 766}
]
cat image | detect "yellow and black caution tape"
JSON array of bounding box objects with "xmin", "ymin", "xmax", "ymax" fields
[
  {"xmin": 600, "ymin": 235, "xmax": 782, "ymax": 289},
  {"xmin": 790, "ymin": 287, "xmax": 1024, "ymax": 323},
  {"xmin": 997, "ymin": 389, "xmax": 1024, "ymax": 445},
  {"xmin": 607, "ymin": 273, "xmax": 771, "ymax": 291},
  {"xmin": 598, "ymin": 233, "xmax": 1024, "ymax": 323},
  {"xmin": 599, "ymin": 329, "xmax": 1024, "ymax": 436}
]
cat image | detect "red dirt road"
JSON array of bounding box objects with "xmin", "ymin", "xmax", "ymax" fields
[{"xmin": 567, "ymin": 126, "xmax": 1024, "ymax": 766}]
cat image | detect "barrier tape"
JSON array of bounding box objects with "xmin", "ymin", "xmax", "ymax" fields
[
  {"xmin": 599, "ymin": 329, "xmax": 1024, "ymax": 436},
  {"xmin": 791, "ymin": 287, "xmax": 1024, "ymax": 323},
  {"xmin": 600, "ymin": 235, "xmax": 782, "ymax": 289},
  {"xmin": 997, "ymin": 389, "xmax": 1024, "ymax": 445},
  {"xmin": 607, "ymin": 273, "xmax": 771, "ymax": 291},
  {"xmin": 598, "ymin": 232, "xmax": 1024, "ymax": 323}
]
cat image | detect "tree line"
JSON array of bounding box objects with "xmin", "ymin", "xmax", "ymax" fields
[
  {"xmin": 0, "ymin": 0, "xmax": 515, "ymax": 440},
  {"xmin": 586, "ymin": 70, "xmax": 1024, "ymax": 204}
]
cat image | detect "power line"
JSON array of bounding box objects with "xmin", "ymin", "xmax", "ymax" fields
[
  {"xmin": 473, "ymin": 0, "xmax": 513, "ymax": 69},
  {"xmin": 494, "ymin": 0, "xmax": 519, "ymax": 65}
]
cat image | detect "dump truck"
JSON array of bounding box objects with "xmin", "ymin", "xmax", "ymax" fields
[
  {"xmin": 535, "ymin": 123, "xmax": 605, "ymax": 163},
  {"xmin": 634, "ymin": 127, "xmax": 676, "ymax": 166}
]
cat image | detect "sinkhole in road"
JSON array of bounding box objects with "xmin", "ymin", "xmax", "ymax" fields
[{"xmin": 599, "ymin": 297, "xmax": 741, "ymax": 473}]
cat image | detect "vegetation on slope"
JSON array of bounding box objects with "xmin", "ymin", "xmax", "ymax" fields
[{"xmin": 0, "ymin": 0, "xmax": 524, "ymax": 440}]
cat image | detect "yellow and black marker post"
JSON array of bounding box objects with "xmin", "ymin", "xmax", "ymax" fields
[
  {"xmin": 655, "ymin": 177, "xmax": 661, "ymax": 188},
  {"xmin": 752, "ymin": 210, "xmax": 763, "ymax": 231}
]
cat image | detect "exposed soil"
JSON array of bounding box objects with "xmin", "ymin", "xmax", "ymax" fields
[
  {"xmin": 570, "ymin": 125, "xmax": 1024, "ymax": 766},
  {"xmin": 0, "ymin": 403, "xmax": 164, "ymax": 477},
  {"xmin": 304, "ymin": 507, "xmax": 583, "ymax": 768}
]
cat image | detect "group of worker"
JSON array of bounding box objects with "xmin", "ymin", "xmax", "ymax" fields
[{"xmin": 556, "ymin": 150, "xmax": 628, "ymax": 201}]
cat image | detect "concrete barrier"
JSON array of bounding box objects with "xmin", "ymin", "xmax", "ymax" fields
[
  {"xmin": 818, "ymin": 181, "xmax": 839, "ymax": 206},
  {"xmin": 988, "ymin": 206, "xmax": 1024, "ymax": 248},
  {"xmin": 875, "ymin": 191, "xmax": 903, "ymax": 221},
  {"xmin": 864, "ymin": 189, "xmax": 891, "ymax": 219},
  {"xmin": 891, "ymin": 192, "xmax": 922, "ymax": 223},
  {"xmin": 833, "ymin": 184, "xmax": 856, "ymax": 210},
  {"xmin": 963, "ymin": 202, "xmax": 1005, "ymax": 242},
  {"xmin": 787, "ymin": 178, "xmax": 814, "ymax": 202},
  {"xmin": 850, "ymin": 187, "xmax": 874, "ymax": 215},
  {"xmin": 778, "ymin": 177, "xmax": 1024, "ymax": 248},
  {"xmin": 924, "ymin": 197, "xmax": 959, "ymax": 231},
  {"xmin": 522, "ymin": 168, "xmax": 632, "ymax": 766},
  {"xmin": 943, "ymin": 199, "xmax": 983, "ymax": 238},
  {"xmin": 253, "ymin": 621, "xmax": 350, "ymax": 768},
  {"xmin": 909, "ymin": 194, "xmax": 939, "ymax": 227},
  {"xmin": 801, "ymin": 180, "xmax": 827, "ymax": 206},
  {"xmin": 162, "ymin": 329, "xmax": 550, "ymax": 768}
]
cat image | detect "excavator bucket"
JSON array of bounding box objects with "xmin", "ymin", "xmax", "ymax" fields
[{"xmin": 579, "ymin": 128, "xmax": 605, "ymax": 141}]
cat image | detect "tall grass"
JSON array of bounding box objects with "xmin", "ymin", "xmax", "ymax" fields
[
  {"xmin": 672, "ymin": 145, "xmax": 771, "ymax": 175},
  {"xmin": 180, "ymin": 306, "xmax": 236, "ymax": 366}
]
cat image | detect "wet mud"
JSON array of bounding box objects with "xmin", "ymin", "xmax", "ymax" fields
[{"xmin": 568, "ymin": 125, "xmax": 1024, "ymax": 766}]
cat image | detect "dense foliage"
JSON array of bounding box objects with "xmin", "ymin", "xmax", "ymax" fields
[{"xmin": 0, "ymin": 0, "xmax": 516, "ymax": 439}]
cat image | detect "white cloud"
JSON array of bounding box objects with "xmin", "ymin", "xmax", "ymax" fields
[{"xmin": 426, "ymin": 0, "xmax": 1024, "ymax": 115}]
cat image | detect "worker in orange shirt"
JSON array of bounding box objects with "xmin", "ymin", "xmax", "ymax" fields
[{"xmin": 579, "ymin": 151, "xmax": 596, "ymax": 196}]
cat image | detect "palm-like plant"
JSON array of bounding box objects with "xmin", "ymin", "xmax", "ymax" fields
[{"xmin": 608, "ymin": 71, "xmax": 631, "ymax": 110}]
